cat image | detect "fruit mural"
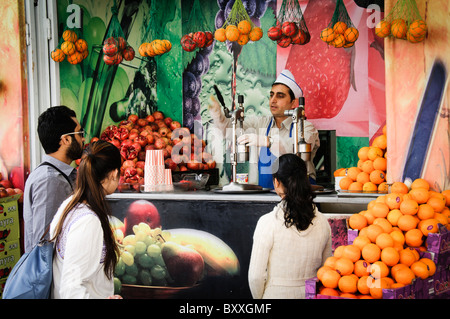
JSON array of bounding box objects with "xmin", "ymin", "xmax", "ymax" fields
[{"xmin": 0, "ymin": 0, "xmax": 28, "ymax": 194}]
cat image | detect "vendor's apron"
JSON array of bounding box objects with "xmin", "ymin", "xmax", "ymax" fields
[{"xmin": 258, "ymin": 119, "xmax": 293, "ymax": 189}]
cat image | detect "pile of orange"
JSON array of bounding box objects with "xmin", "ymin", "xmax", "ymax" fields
[
  {"xmin": 335, "ymin": 125, "xmax": 387, "ymax": 193},
  {"xmin": 316, "ymin": 178, "xmax": 449, "ymax": 299},
  {"xmin": 215, "ymin": 20, "xmax": 263, "ymax": 45},
  {"xmin": 375, "ymin": 18, "xmax": 427, "ymax": 43},
  {"xmin": 320, "ymin": 21, "xmax": 359, "ymax": 48},
  {"xmin": 51, "ymin": 29, "xmax": 89, "ymax": 65}
]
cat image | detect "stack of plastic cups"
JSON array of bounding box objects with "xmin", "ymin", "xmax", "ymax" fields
[
  {"xmin": 144, "ymin": 150, "xmax": 165, "ymax": 192},
  {"xmin": 164, "ymin": 169, "xmax": 173, "ymax": 191}
]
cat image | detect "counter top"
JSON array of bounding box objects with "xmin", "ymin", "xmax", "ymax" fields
[{"xmin": 106, "ymin": 189, "xmax": 376, "ymax": 205}]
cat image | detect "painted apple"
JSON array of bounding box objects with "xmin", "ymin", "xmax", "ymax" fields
[
  {"xmin": 124, "ymin": 200, "xmax": 161, "ymax": 235},
  {"xmin": 161, "ymin": 241, "xmax": 204, "ymax": 286}
]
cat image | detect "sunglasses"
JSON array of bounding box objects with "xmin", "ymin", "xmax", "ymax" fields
[{"xmin": 61, "ymin": 130, "xmax": 85, "ymax": 139}]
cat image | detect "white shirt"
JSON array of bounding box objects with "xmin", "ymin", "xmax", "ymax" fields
[
  {"xmin": 248, "ymin": 203, "xmax": 332, "ymax": 299},
  {"xmin": 50, "ymin": 197, "xmax": 113, "ymax": 299}
]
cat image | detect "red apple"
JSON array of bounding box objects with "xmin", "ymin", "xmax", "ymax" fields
[
  {"xmin": 161, "ymin": 241, "xmax": 204, "ymax": 286},
  {"xmin": 124, "ymin": 200, "xmax": 161, "ymax": 234}
]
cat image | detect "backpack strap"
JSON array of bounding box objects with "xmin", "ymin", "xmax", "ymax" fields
[{"xmin": 38, "ymin": 161, "xmax": 74, "ymax": 191}]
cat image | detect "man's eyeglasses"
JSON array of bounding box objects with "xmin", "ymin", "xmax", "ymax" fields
[{"xmin": 61, "ymin": 130, "xmax": 85, "ymax": 139}]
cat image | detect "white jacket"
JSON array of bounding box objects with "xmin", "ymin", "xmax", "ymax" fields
[{"xmin": 248, "ymin": 202, "xmax": 332, "ymax": 299}]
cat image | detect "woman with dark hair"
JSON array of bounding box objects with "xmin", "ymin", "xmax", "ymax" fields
[
  {"xmin": 50, "ymin": 140, "xmax": 122, "ymax": 299},
  {"xmin": 248, "ymin": 153, "xmax": 332, "ymax": 299}
]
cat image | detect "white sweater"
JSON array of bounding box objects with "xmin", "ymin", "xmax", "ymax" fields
[
  {"xmin": 248, "ymin": 202, "xmax": 332, "ymax": 299},
  {"xmin": 50, "ymin": 197, "xmax": 113, "ymax": 299}
]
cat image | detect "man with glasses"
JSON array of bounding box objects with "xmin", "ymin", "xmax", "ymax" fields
[{"xmin": 24, "ymin": 106, "xmax": 85, "ymax": 252}]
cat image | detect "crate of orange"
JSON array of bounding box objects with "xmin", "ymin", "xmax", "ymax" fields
[
  {"xmin": 374, "ymin": 0, "xmax": 428, "ymax": 43},
  {"xmin": 310, "ymin": 177, "xmax": 449, "ymax": 299}
]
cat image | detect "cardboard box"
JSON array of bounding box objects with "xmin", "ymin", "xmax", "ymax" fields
[
  {"xmin": 305, "ymin": 275, "xmax": 435, "ymax": 299},
  {"xmin": 426, "ymin": 226, "xmax": 450, "ymax": 254},
  {"xmin": 0, "ymin": 194, "xmax": 21, "ymax": 242},
  {"xmin": 432, "ymin": 268, "xmax": 450, "ymax": 299},
  {"xmin": 0, "ymin": 239, "xmax": 21, "ymax": 282}
]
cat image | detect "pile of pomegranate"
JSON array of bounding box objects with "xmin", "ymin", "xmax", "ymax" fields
[
  {"xmin": 94, "ymin": 112, "xmax": 216, "ymax": 191},
  {"xmin": 0, "ymin": 174, "xmax": 23, "ymax": 201}
]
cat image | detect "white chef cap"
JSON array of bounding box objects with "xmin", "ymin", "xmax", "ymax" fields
[{"xmin": 273, "ymin": 69, "xmax": 303, "ymax": 99}]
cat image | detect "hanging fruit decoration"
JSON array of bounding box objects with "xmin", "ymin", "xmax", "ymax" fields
[
  {"xmin": 375, "ymin": 0, "xmax": 427, "ymax": 43},
  {"xmin": 102, "ymin": 36, "xmax": 136, "ymax": 65},
  {"xmin": 214, "ymin": 0, "xmax": 263, "ymax": 45},
  {"xmin": 181, "ymin": 31, "xmax": 214, "ymax": 52},
  {"xmin": 51, "ymin": 29, "xmax": 89, "ymax": 64},
  {"xmin": 268, "ymin": 0, "xmax": 310, "ymax": 47},
  {"xmin": 320, "ymin": 0, "xmax": 359, "ymax": 48},
  {"xmin": 139, "ymin": 39, "xmax": 172, "ymax": 57}
]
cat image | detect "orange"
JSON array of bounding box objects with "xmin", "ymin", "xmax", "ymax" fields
[
  {"xmin": 391, "ymin": 263, "xmax": 408, "ymax": 278},
  {"xmin": 369, "ymin": 170, "xmax": 385, "ymax": 184},
  {"xmin": 319, "ymin": 287, "xmax": 339, "ymax": 297},
  {"xmin": 248, "ymin": 27, "xmax": 263, "ymax": 41},
  {"xmin": 237, "ymin": 33, "xmax": 249, "ymax": 45},
  {"xmin": 405, "ymin": 229, "xmax": 423, "ymax": 247},
  {"xmin": 331, "ymin": 34, "xmax": 346, "ymax": 48},
  {"xmin": 362, "ymin": 243, "xmax": 381, "ymax": 263},
  {"xmin": 372, "ymin": 134, "xmax": 387, "ymax": 150},
  {"xmin": 371, "ymin": 202, "xmax": 390, "ymax": 218},
  {"xmin": 376, "ymin": 232, "xmax": 394, "ymax": 249},
  {"xmin": 410, "ymin": 261, "xmax": 429, "ymax": 279},
  {"xmin": 352, "ymin": 235, "xmax": 371, "ymax": 251},
  {"xmin": 339, "ymin": 177, "xmax": 353, "ymax": 190},
  {"xmin": 375, "ymin": 195, "xmax": 387, "ymax": 204},
  {"xmin": 335, "ymin": 257, "xmax": 354, "ymax": 276},
  {"xmin": 427, "ymin": 196, "xmax": 446, "ymax": 213},
  {"xmin": 397, "ymin": 214, "xmax": 418, "ymax": 231},
  {"xmin": 338, "ymin": 275, "xmax": 358, "ymax": 294},
  {"xmin": 344, "ymin": 27, "xmax": 359, "ymax": 43},
  {"xmin": 356, "ymin": 171, "xmax": 370, "ymax": 184},
  {"xmin": 395, "ymin": 267, "xmax": 415, "ymax": 285},
  {"xmin": 373, "ymin": 217, "xmax": 393, "ymax": 233},
  {"xmin": 357, "ymin": 159, "xmax": 365, "ymax": 170},
  {"xmin": 225, "ymin": 25, "xmax": 240, "ymax": 42},
  {"xmin": 369, "ymin": 278, "xmax": 390, "ymax": 299},
  {"xmin": 354, "ymin": 260, "xmax": 371, "ymax": 277},
  {"xmin": 342, "ymin": 245, "xmax": 361, "ymax": 263},
  {"xmin": 400, "ymin": 199, "xmax": 419, "ymax": 215},
  {"xmin": 408, "ymin": 19, "xmax": 427, "ymax": 38},
  {"xmin": 324, "ymin": 256, "xmax": 339, "ymax": 269},
  {"xmin": 419, "ymin": 218, "xmax": 439, "ymax": 236},
  {"xmin": 375, "ymin": 20, "xmax": 391, "ymax": 38},
  {"xmin": 417, "ymin": 204, "xmax": 435, "ymax": 220},
  {"xmin": 366, "ymin": 224, "xmax": 384, "ymax": 242},
  {"xmin": 317, "ymin": 265, "xmax": 333, "ymax": 280},
  {"xmin": 361, "ymin": 160, "xmax": 375, "ymax": 174},
  {"xmin": 357, "ymin": 276, "xmax": 371, "ymax": 295},
  {"xmin": 409, "ymin": 188, "xmax": 430, "ymax": 204},
  {"xmin": 363, "ymin": 182, "xmax": 378, "ymax": 192},
  {"xmin": 333, "ymin": 245, "xmax": 345, "ymax": 258},
  {"xmin": 441, "ymin": 189, "xmax": 450, "ymax": 206},
  {"xmin": 359, "ymin": 227, "xmax": 369, "ymax": 238},
  {"xmin": 399, "ymin": 248, "xmax": 416, "ymax": 267},
  {"xmin": 214, "ymin": 28, "xmax": 227, "ymax": 42},
  {"xmin": 391, "ymin": 182, "xmax": 409, "ymax": 194},
  {"xmin": 378, "ymin": 182, "xmax": 389, "ymax": 193},
  {"xmin": 369, "ymin": 261, "xmax": 389, "ymax": 278},
  {"xmin": 367, "ymin": 147, "xmax": 383, "ymax": 161},
  {"xmin": 358, "ymin": 146, "xmax": 370, "ymax": 161},
  {"xmin": 387, "ymin": 209, "xmax": 403, "ymax": 226},
  {"xmin": 390, "ymin": 230, "xmax": 405, "ymax": 246},
  {"xmin": 391, "ymin": 19, "xmax": 407, "ymax": 39},
  {"xmin": 320, "ymin": 269, "xmax": 341, "ymax": 288},
  {"xmin": 410, "ymin": 247, "xmax": 420, "ymax": 261},
  {"xmin": 381, "ymin": 247, "xmax": 400, "ymax": 266},
  {"xmin": 411, "ymin": 178, "xmax": 430, "ymax": 190},
  {"xmin": 434, "ymin": 212, "xmax": 448, "ymax": 226},
  {"xmin": 441, "ymin": 207, "xmax": 450, "ymax": 219},
  {"xmin": 348, "ymin": 182, "xmax": 363, "ymax": 193},
  {"xmin": 61, "ymin": 41, "xmax": 76, "ymax": 55},
  {"xmin": 347, "ymin": 167, "xmax": 362, "ymax": 181},
  {"xmin": 385, "ymin": 193, "xmax": 403, "ymax": 210},
  {"xmin": 333, "ymin": 21, "xmax": 348, "ymax": 34},
  {"xmin": 373, "ymin": 157, "xmax": 387, "ymax": 171},
  {"xmin": 419, "ymin": 258, "xmax": 436, "ymax": 276},
  {"xmin": 320, "ymin": 27, "xmax": 335, "ymax": 43},
  {"xmin": 62, "ymin": 29, "xmax": 78, "ymax": 42},
  {"xmin": 237, "ymin": 20, "xmax": 252, "ymax": 35}
]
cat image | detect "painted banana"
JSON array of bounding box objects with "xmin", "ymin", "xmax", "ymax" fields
[{"xmin": 167, "ymin": 228, "xmax": 240, "ymax": 276}]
